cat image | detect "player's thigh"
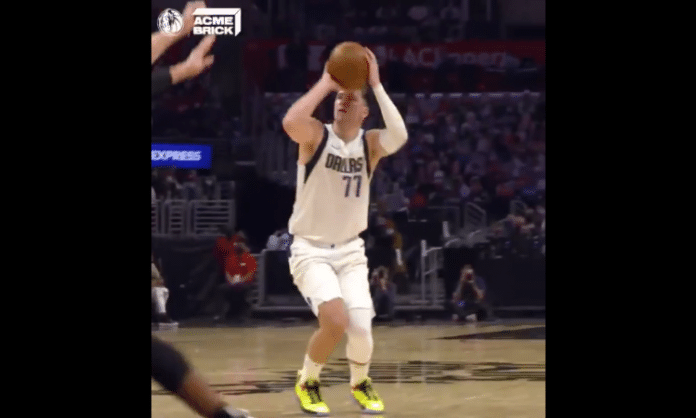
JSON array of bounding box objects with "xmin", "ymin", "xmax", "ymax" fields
[{"xmin": 290, "ymin": 256, "xmax": 342, "ymax": 317}]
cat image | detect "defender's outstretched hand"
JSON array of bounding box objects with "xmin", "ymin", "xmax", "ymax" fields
[
  {"xmin": 170, "ymin": 35, "xmax": 216, "ymax": 84},
  {"xmin": 179, "ymin": 1, "xmax": 207, "ymax": 39}
]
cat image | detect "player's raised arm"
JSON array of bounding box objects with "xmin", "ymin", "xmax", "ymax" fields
[
  {"xmin": 151, "ymin": 1, "xmax": 207, "ymax": 64},
  {"xmin": 364, "ymin": 48, "xmax": 408, "ymax": 160},
  {"xmin": 152, "ymin": 32, "xmax": 178, "ymax": 65},
  {"xmin": 282, "ymin": 68, "xmax": 340, "ymax": 145},
  {"xmin": 152, "ymin": 35, "xmax": 216, "ymax": 98}
]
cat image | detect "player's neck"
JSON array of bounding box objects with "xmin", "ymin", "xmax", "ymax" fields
[{"xmin": 331, "ymin": 121, "xmax": 360, "ymax": 143}]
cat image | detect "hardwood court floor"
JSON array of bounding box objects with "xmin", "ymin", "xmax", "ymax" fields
[{"xmin": 152, "ymin": 320, "xmax": 545, "ymax": 418}]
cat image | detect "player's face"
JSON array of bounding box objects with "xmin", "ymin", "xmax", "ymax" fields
[{"xmin": 334, "ymin": 90, "xmax": 368, "ymax": 125}]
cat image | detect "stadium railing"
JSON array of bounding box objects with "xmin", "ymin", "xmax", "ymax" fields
[{"xmin": 151, "ymin": 199, "xmax": 236, "ymax": 237}]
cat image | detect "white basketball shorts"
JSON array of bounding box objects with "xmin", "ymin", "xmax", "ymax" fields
[{"xmin": 288, "ymin": 235, "xmax": 375, "ymax": 318}]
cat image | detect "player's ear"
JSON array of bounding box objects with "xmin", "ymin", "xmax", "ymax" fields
[{"xmin": 362, "ymin": 88, "xmax": 371, "ymax": 119}]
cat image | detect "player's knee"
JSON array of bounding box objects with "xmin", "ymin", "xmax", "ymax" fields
[
  {"xmin": 151, "ymin": 336, "xmax": 190, "ymax": 393},
  {"xmin": 319, "ymin": 299, "xmax": 349, "ymax": 336},
  {"xmin": 346, "ymin": 310, "xmax": 374, "ymax": 363},
  {"xmin": 325, "ymin": 314, "xmax": 349, "ymax": 337},
  {"xmin": 346, "ymin": 310, "xmax": 373, "ymax": 341},
  {"xmin": 347, "ymin": 321, "xmax": 371, "ymax": 339}
]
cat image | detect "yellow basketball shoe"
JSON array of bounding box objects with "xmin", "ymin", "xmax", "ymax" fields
[
  {"xmin": 295, "ymin": 371, "xmax": 330, "ymax": 416},
  {"xmin": 351, "ymin": 378, "xmax": 384, "ymax": 414}
]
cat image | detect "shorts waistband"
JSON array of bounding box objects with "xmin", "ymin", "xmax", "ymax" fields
[{"xmin": 290, "ymin": 234, "xmax": 359, "ymax": 249}]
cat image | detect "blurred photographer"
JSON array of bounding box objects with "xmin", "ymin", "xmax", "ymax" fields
[
  {"xmin": 370, "ymin": 265, "xmax": 397, "ymax": 321},
  {"xmin": 451, "ymin": 265, "xmax": 496, "ymax": 322}
]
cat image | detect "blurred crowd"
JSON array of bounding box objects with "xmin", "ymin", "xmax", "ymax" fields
[
  {"xmin": 376, "ymin": 91, "xmax": 546, "ymax": 224},
  {"xmin": 265, "ymin": 40, "xmax": 542, "ymax": 94},
  {"xmin": 278, "ymin": 0, "xmax": 502, "ymax": 42},
  {"xmin": 151, "ymin": 168, "xmax": 221, "ymax": 201},
  {"xmin": 263, "ymin": 91, "xmax": 545, "ymax": 227},
  {"xmin": 150, "ymin": 69, "xmax": 242, "ymax": 140},
  {"xmin": 150, "ymin": 0, "xmax": 542, "ymax": 140}
]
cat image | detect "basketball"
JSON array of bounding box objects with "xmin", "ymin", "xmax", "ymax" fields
[{"xmin": 326, "ymin": 42, "xmax": 369, "ymax": 91}]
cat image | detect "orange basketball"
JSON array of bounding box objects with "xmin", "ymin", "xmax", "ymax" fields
[{"xmin": 326, "ymin": 42, "xmax": 369, "ymax": 91}]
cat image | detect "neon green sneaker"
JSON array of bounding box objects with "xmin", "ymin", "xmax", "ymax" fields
[
  {"xmin": 351, "ymin": 378, "xmax": 384, "ymax": 414},
  {"xmin": 295, "ymin": 371, "xmax": 330, "ymax": 416}
]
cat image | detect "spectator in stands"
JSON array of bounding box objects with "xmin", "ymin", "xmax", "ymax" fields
[
  {"xmin": 383, "ymin": 182, "xmax": 409, "ymax": 218},
  {"xmin": 376, "ymin": 1, "xmax": 399, "ymax": 23},
  {"xmin": 152, "ymin": 169, "xmax": 168, "ymax": 200},
  {"xmin": 370, "ymin": 205, "xmax": 395, "ymax": 251},
  {"xmin": 452, "ymin": 264, "xmax": 496, "ymax": 322},
  {"xmin": 419, "ymin": 7, "xmax": 440, "ymax": 42},
  {"xmin": 442, "ymin": 113, "xmax": 459, "ymax": 144},
  {"xmin": 466, "ymin": 175, "xmax": 491, "ymax": 209},
  {"xmin": 201, "ymin": 174, "xmax": 217, "ymax": 200},
  {"xmin": 214, "ymin": 240, "xmax": 257, "ymax": 323},
  {"xmin": 409, "ymin": 184, "xmax": 429, "ymax": 219},
  {"xmin": 162, "ymin": 170, "xmax": 183, "ymax": 200},
  {"xmin": 445, "ymin": 174, "xmax": 464, "ymax": 201},
  {"xmin": 373, "ymin": 169, "xmax": 392, "ymax": 198},
  {"xmin": 404, "ymin": 97, "xmax": 421, "ymax": 128},
  {"xmin": 492, "ymin": 207, "xmax": 534, "ymax": 256},
  {"xmin": 406, "ymin": 3, "xmax": 427, "ymax": 23},
  {"xmin": 152, "ymin": 252, "xmax": 177, "ymax": 326},
  {"xmin": 541, "ymin": 216, "xmax": 545, "ymax": 235},
  {"xmin": 370, "ymin": 265, "xmax": 397, "ymax": 321},
  {"xmin": 213, "ymin": 226, "xmax": 236, "ymax": 273},
  {"xmin": 440, "ymin": 0, "xmax": 461, "ymax": 22},
  {"xmin": 464, "ymin": 151, "xmax": 486, "ymax": 178},
  {"xmin": 180, "ymin": 169, "xmax": 201, "ymax": 200},
  {"xmin": 535, "ymin": 204, "xmax": 546, "ymax": 234},
  {"xmin": 389, "ymin": 220, "xmax": 410, "ymax": 295},
  {"xmin": 515, "ymin": 207, "xmax": 540, "ymax": 256},
  {"xmin": 461, "ymin": 111, "xmax": 481, "ymax": 137},
  {"xmin": 233, "ymin": 230, "xmax": 249, "ymax": 248},
  {"xmin": 266, "ymin": 228, "xmax": 291, "ymax": 251}
]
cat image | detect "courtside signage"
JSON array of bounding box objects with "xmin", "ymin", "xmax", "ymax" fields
[{"xmin": 151, "ymin": 144, "xmax": 212, "ymax": 169}]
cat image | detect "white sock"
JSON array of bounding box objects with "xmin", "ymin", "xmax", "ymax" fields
[
  {"xmin": 300, "ymin": 354, "xmax": 324, "ymax": 383},
  {"xmin": 349, "ymin": 360, "xmax": 370, "ymax": 387}
]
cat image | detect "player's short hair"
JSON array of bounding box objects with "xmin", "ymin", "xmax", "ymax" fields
[{"xmin": 355, "ymin": 84, "xmax": 375, "ymax": 104}]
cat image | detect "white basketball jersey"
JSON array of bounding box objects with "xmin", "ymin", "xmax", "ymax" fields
[{"xmin": 288, "ymin": 124, "xmax": 373, "ymax": 244}]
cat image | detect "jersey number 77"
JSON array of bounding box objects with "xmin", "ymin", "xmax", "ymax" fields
[{"xmin": 342, "ymin": 175, "xmax": 362, "ymax": 197}]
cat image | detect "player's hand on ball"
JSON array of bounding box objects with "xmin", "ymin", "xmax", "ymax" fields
[
  {"xmin": 180, "ymin": 1, "xmax": 207, "ymax": 37},
  {"xmin": 364, "ymin": 47, "xmax": 381, "ymax": 88},
  {"xmin": 184, "ymin": 35, "xmax": 216, "ymax": 77},
  {"xmin": 320, "ymin": 64, "xmax": 341, "ymax": 92}
]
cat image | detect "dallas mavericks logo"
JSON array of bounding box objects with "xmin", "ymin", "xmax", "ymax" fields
[{"xmin": 157, "ymin": 8, "xmax": 183, "ymax": 35}]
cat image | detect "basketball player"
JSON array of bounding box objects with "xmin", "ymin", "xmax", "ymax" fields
[
  {"xmin": 151, "ymin": 6, "xmax": 251, "ymax": 416},
  {"xmin": 282, "ymin": 48, "xmax": 408, "ymax": 415}
]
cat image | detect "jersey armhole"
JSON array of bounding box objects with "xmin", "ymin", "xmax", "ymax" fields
[{"xmin": 304, "ymin": 126, "xmax": 329, "ymax": 183}]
